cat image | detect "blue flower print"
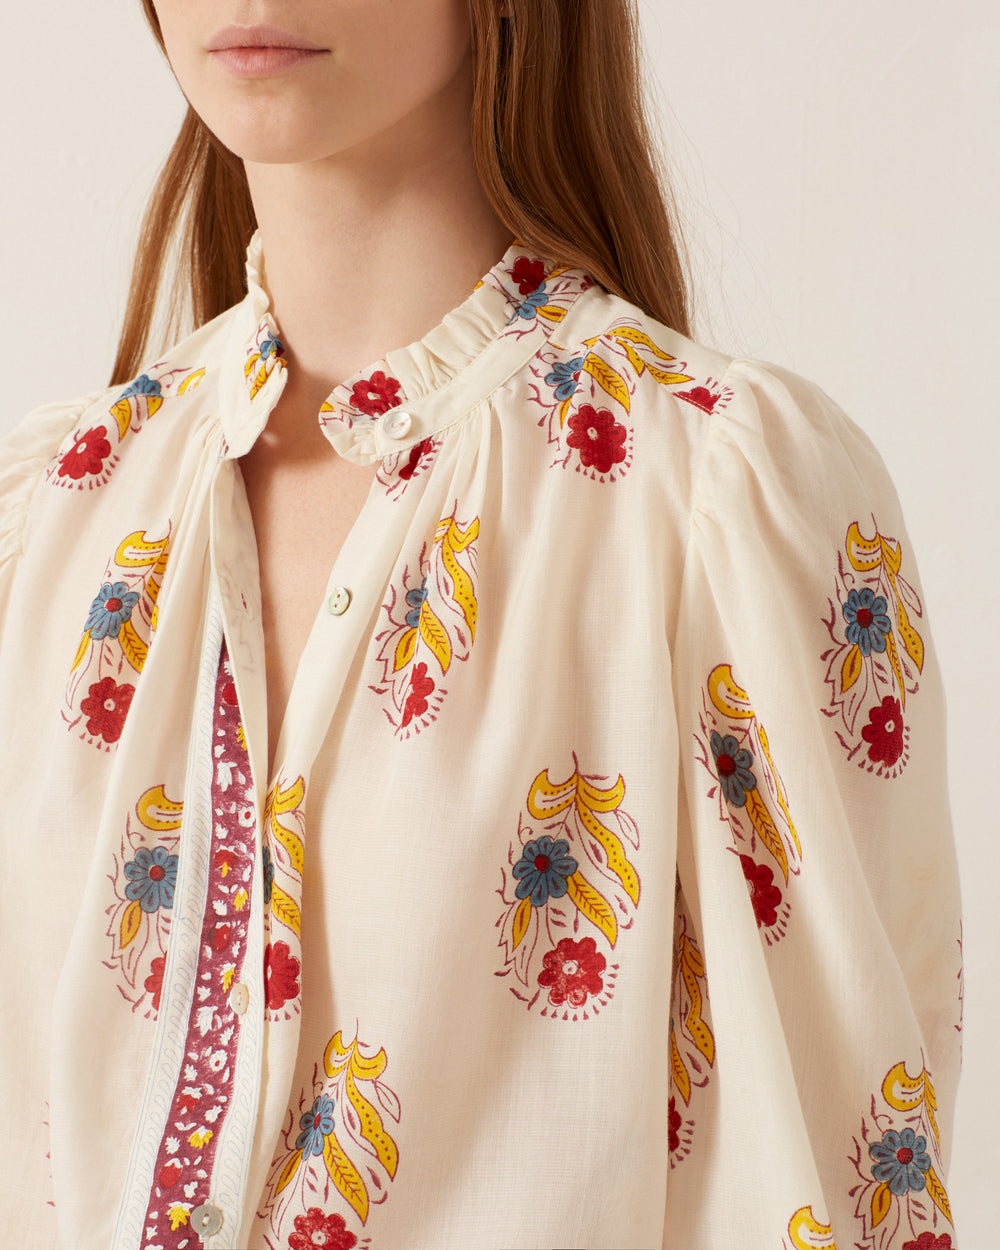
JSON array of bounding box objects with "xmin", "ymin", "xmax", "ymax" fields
[
  {"xmin": 514, "ymin": 284, "xmax": 549, "ymax": 320},
  {"xmin": 404, "ymin": 579, "xmax": 428, "ymax": 629},
  {"xmin": 262, "ymin": 844, "xmax": 274, "ymax": 906},
  {"xmin": 512, "ymin": 835, "xmax": 578, "ymax": 907},
  {"xmin": 710, "ymin": 732, "xmax": 757, "ymax": 807},
  {"xmin": 124, "ymin": 845, "xmax": 179, "ymax": 914},
  {"xmin": 259, "ymin": 334, "xmax": 284, "ymax": 360},
  {"xmin": 545, "ymin": 356, "xmax": 585, "ymax": 401},
  {"xmin": 296, "ymin": 1094, "xmax": 335, "ymax": 1157},
  {"xmin": 841, "ymin": 587, "xmax": 891, "ymax": 657},
  {"xmin": 85, "ymin": 582, "xmax": 140, "ymax": 640},
  {"xmin": 121, "ymin": 373, "xmax": 163, "ymax": 401},
  {"xmin": 868, "ymin": 1126, "xmax": 931, "ymax": 1194}
]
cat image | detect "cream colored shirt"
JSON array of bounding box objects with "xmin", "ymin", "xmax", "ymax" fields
[{"xmin": 0, "ymin": 233, "xmax": 962, "ymax": 1250}]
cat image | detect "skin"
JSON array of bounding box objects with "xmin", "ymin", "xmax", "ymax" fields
[{"xmin": 152, "ymin": 0, "xmax": 514, "ymax": 775}]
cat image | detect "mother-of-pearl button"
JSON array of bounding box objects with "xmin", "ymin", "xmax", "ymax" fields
[
  {"xmin": 327, "ymin": 586, "xmax": 351, "ymax": 616},
  {"xmin": 190, "ymin": 1203, "xmax": 224, "ymax": 1236},
  {"xmin": 382, "ymin": 410, "xmax": 412, "ymax": 439},
  {"xmin": 228, "ymin": 982, "xmax": 249, "ymax": 1015}
]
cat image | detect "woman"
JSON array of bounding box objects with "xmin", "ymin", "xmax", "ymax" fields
[{"xmin": 0, "ymin": 1, "xmax": 962, "ymax": 1247}]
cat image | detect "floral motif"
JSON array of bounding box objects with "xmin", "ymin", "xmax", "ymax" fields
[
  {"xmin": 259, "ymin": 1028, "xmax": 401, "ymax": 1237},
  {"xmin": 496, "ymin": 756, "xmax": 638, "ymax": 1020},
  {"xmin": 288, "ymin": 1208, "xmax": 357, "ymax": 1250},
  {"xmin": 124, "ymin": 845, "xmax": 179, "ymax": 913},
  {"xmin": 668, "ymin": 896, "xmax": 715, "ymax": 1170},
  {"xmin": 104, "ymin": 783, "xmax": 183, "ymax": 1016},
  {"xmin": 512, "ymin": 835, "xmax": 578, "ymax": 906},
  {"xmin": 85, "ymin": 582, "xmax": 140, "ymax": 640},
  {"xmin": 263, "ymin": 773, "xmax": 307, "ymax": 1020},
  {"xmin": 295, "ymin": 1095, "xmax": 336, "ymax": 1158},
  {"xmin": 862, "ymin": 696, "xmax": 905, "ymax": 767},
  {"xmin": 566, "ymin": 405, "xmax": 628, "ymax": 474},
  {"xmin": 869, "ymin": 1128, "xmax": 931, "ymax": 1194},
  {"xmin": 544, "ymin": 356, "xmax": 585, "ymax": 400},
  {"xmin": 47, "ymin": 362, "xmax": 203, "ymax": 491},
  {"xmin": 823, "ymin": 521, "xmax": 924, "ymax": 779},
  {"xmin": 537, "ymin": 936, "xmax": 606, "ymax": 1007},
  {"xmin": 709, "ymin": 731, "xmax": 757, "ymax": 807},
  {"xmin": 370, "ymin": 509, "xmax": 479, "ymax": 739},
  {"xmin": 265, "ymin": 940, "xmax": 301, "ymax": 1012},
  {"xmin": 79, "ymin": 676, "xmax": 135, "ymax": 744},
  {"xmin": 901, "ymin": 1234, "xmax": 953, "ymax": 1250},
  {"xmin": 349, "ymin": 370, "xmax": 402, "ymax": 416},
  {"xmin": 65, "ymin": 529, "xmax": 170, "ymax": 752},
  {"xmin": 667, "ymin": 1096, "xmax": 682, "ymax": 1155},
  {"xmin": 511, "ymin": 255, "xmax": 546, "ymax": 297},
  {"xmin": 740, "ymin": 855, "xmax": 782, "ymax": 929},
  {"xmin": 56, "ymin": 425, "xmax": 112, "ymax": 480},
  {"xmin": 842, "ymin": 587, "xmax": 892, "ymax": 656},
  {"xmin": 696, "ymin": 664, "xmax": 800, "ymax": 948},
  {"xmin": 376, "ymin": 436, "xmax": 440, "ymax": 500},
  {"xmin": 245, "ymin": 318, "xmax": 286, "ymax": 402},
  {"xmin": 849, "ymin": 1059, "xmax": 953, "ymax": 1249}
]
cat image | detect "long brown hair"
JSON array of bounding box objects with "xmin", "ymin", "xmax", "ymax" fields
[{"xmin": 112, "ymin": 0, "xmax": 692, "ymax": 385}]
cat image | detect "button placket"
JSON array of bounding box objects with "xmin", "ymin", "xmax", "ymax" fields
[{"xmin": 327, "ymin": 586, "xmax": 352, "ymax": 616}]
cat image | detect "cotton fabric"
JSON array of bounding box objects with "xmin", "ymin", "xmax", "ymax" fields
[{"xmin": 0, "ymin": 233, "xmax": 962, "ymax": 1250}]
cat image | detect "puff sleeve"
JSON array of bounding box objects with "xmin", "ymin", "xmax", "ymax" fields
[{"xmin": 664, "ymin": 359, "xmax": 962, "ymax": 1246}]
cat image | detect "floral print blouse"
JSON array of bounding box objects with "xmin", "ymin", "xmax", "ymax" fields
[{"xmin": 0, "ymin": 231, "xmax": 962, "ymax": 1250}]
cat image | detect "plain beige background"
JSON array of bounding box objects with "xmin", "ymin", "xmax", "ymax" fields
[{"xmin": 2, "ymin": 0, "xmax": 996, "ymax": 1242}]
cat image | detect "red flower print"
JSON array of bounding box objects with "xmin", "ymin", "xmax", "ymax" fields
[
  {"xmin": 902, "ymin": 1235, "xmax": 953, "ymax": 1250},
  {"xmin": 350, "ymin": 370, "xmax": 402, "ymax": 416},
  {"xmin": 288, "ymin": 1207, "xmax": 357, "ymax": 1250},
  {"xmin": 57, "ymin": 424, "xmax": 112, "ymax": 480},
  {"xmin": 668, "ymin": 1095, "xmax": 681, "ymax": 1154},
  {"xmin": 511, "ymin": 255, "xmax": 545, "ymax": 295},
  {"xmin": 212, "ymin": 923, "xmax": 231, "ymax": 951},
  {"xmin": 157, "ymin": 1158, "xmax": 182, "ymax": 1190},
  {"xmin": 537, "ymin": 936, "xmax": 606, "ymax": 1007},
  {"xmin": 566, "ymin": 405, "xmax": 627, "ymax": 474},
  {"xmin": 221, "ymin": 680, "xmax": 239, "ymax": 706},
  {"xmin": 264, "ymin": 940, "xmax": 301, "ymax": 1011},
  {"xmin": 677, "ymin": 385, "xmax": 721, "ymax": 414},
  {"xmin": 177, "ymin": 1091, "xmax": 201, "ymax": 1115},
  {"xmin": 399, "ymin": 437, "xmax": 432, "ymax": 481},
  {"xmin": 80, "ymin": 677, "xmax": 136, "ymax": 744},
  {"xmin": 400, "ymin": 661, "xmax": 435, "ymax": 728},
  {"xmin": 861, "ymin": 695, "xmax": 904, "ymax": 766},
  {"xmin": 144, "ymin": 955, "xmax": 166, "ymax": 1011},
  {"xmin": 739, "ymin": 855, "xmax": 783, "ymax": 929},
  {"xmin": 214, "ymin": 848, "xmax": 237, "ymax": 877}
]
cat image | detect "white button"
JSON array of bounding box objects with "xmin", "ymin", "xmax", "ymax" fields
[
  {"xmin": 383, "ymin": 410, "xmax": 412, "ymax": 439},
  {"xmin": 228, "ymin": 982, "xmax": 249, "ymax": 1015},
  {"xmin": 191, "ymin": 1203, "xmax": 224, "ymax": 1237},
  {"xmin": 327, "ymin": 586, "xmax": 351, "ymax": 616}
]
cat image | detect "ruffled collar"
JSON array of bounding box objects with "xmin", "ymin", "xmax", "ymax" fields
[{"xmin": 220, "ymin": 228, "xmax": 596, "ymax": 464}]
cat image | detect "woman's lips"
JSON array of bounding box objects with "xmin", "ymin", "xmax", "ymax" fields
[{"xmin": 209, "ymin": 46, "xmax": 327, "ymax": 77}]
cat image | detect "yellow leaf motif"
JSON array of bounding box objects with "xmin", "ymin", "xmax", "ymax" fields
[
  {"xmin": 111, "ymin": 397, "xmax": 132, "ymax": 440},
  {"xmin": 870, "ymin": 1181, "xmax": 892, "ymax": 1228},
  {"xmin": 882, "ymin": 1062, "xmax": 940, "ymax": 1152},
  {"xmin": 679, "ymin": 934, "xmax": 715, "ymax": 1065},
  {"xmin": 707, "ymin": 663, "xmax": 755, "ymax": 721},
  {"xmin": 621, "ymin": 341, "xmax": 647, "ymax": 377},
  {"xmin": 511, "ymin": 897, "xmax": 532, "ymax": 951},
  {"xmin": 669, "ymin": 1022, "xmax": 691, "ymax": 1104},
  {"xmin": 884, "ymin": 630, "xmax": 906, "ymax": 711},
  {"xmin": 418, "ymin": 600, "xmax": 453, "ymax": 674},
  {"xmin": 323, "ymin": 1129, "xmax": 369, "ymax": 1224},
  {"xmin": 346, "ymin": 1071, "xmax": 399, "ymax": 1178},
  {"xmin": 232, "ymin": 886, "xmax": 248, "ymax": 911},
  {"xmin": 745, "ymin": 788, "xmax": 789, "ymax": 884},
  {"xmin": 115, "ymin": 530, "xmax": 170, "ymax": 570},
  {"xmin": 324, "ymin": 1031, "xmax": 389, "ymax": 1083},
  {"xmin": 274, "ymin": 1148, "xmax": 302, "ymax": 1196},
  {"xmin": 608, "ymin": 325, "xmax": 678, "ymax": 362},
  {"xmin": 119, "ymin": 899, "xmax": 142, "ymax": 950},
  {"xmin": 71, "ymin": 630, "xmax": 91, "ymax": 672},
  {"xmin": 535, "ymin": 303, "xmax": 567, "ymax": 326},
  {"xmin": 221, "ymin": 964, "xmax": 235, "ymax": 992},
  {"xmin": 177, "ymin": 368, "xmax": 205, "ymax": 394},
  {"xmin": 266, "ymin": 776, "xmax": 305, "ymax": 873},
  {"xmin": 393, "ymin": 626, "xmax": 417, "ymax": 674},
  {"xmin": 437, "ymin": 518, "xmax": 479, "ymax": 641},
  {"xmin": 188, "ymin": 1128, "xmax": 213, "ymax": 1149},
  {"xmin": 787, "ymin": 1205, "xmax": 836, "ymax": 1249},
  {"xmin": 270, "ymin": 883, "xmax": 302, "ymax": 937},
  {"xmin": 137, "ymin": 784, "xmax": 183, "ymax": 832},
  {"xmin": 924, "ymin": 1165, "xmax": 952, "ymax": 1224},
  {"xmin": 566, "ymin": 871, "xmax": 617, "ymax": 947},
  {"xmin": 576, "ymin": 800, "xmax": 639, "ymax": 906},
  {"xmin": 583, "ymin": 352, "xmax": 630, "ymax": 412},
  {"xmin": 119, "ymin": 618, "xmax": 148, "ymax": 674},
  {"xmin": 644, "ymin": 364, "xmax": 693, "ymax": 386},
  {"xmin": 840, "ymin": 644, "xmax": 863, "ymax": 694},
  {"xmin": 168, "ymin": 1206, "xmax": 190, "ymax": 1231}
]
